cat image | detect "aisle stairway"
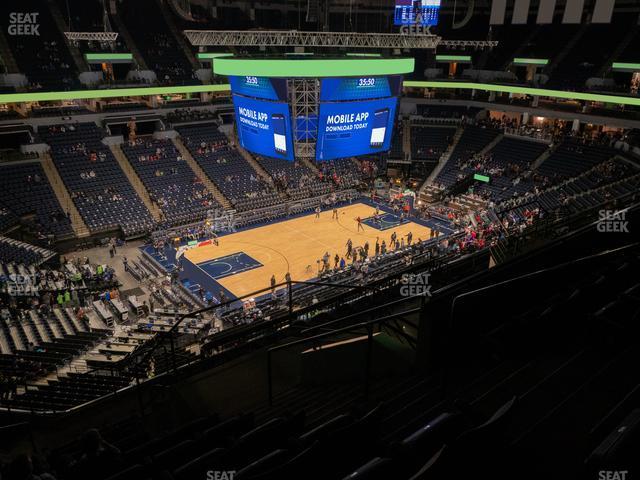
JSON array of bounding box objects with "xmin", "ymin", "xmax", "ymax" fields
[
  {"xmin": 172, "ymin": 137, "xmax": 232, "ymax": 209},
  {"xmin": 403, "ymin": 120, "xmax": 412, "ymax": 159},
  {"xmin": 40, "ymin": 153, "xmax": 90, "ymax": 237},
  {"xmin": 229, "ymin": 137, "xmax": 276, "ymax": 186},
  {"xmin": 109, "ymin": 144, "xmax": 163, "ymax": 222},
  {"xmin": 422, "ymin": 126, "xmax": 464, "ymax": 189}
]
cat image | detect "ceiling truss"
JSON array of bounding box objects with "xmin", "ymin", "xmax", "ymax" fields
[
  {"xmin": 63, "ymin": 32, "xmax": 119, "ymax": 42},
  {"xmin": 185, "ymin": 30, "xmax": 497, "ymax": 51}
]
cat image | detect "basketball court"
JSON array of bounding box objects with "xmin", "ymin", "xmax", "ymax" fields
[{"xmin": 182, "ymin": 202, "xmax": 434, "ymax": 298}]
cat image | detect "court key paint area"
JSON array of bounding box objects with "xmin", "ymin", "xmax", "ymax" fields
[
  {"xmin": 197, "ymin": 252, "xmax": 263, "ymax": 280},
  {"xmin": 184, "ymin": 202, "xmax": 433, "ymax": 298}
]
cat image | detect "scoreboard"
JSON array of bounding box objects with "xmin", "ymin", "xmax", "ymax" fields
[
  {"xmin": 394, "ymin": 0, "xmax": 441, "ymax": 26},
  {"xmin": 316, "ymin": 76, "xmax": 401, "ymax": 161},
  {"xmin": 228, "ymin": 72, "xmax": 403, "ymax": 162}
]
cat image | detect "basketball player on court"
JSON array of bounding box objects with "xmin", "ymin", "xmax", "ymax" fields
[{"xmin": 356, "ymin": 216, "xmax": 365, "ymax": 232}]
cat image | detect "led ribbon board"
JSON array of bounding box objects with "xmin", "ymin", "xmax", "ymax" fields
[{"xmin": 212, "ymin": 58, "xmax": 415, "ymax": 78}]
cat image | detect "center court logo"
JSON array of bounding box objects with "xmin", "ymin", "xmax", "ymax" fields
[
  {"xmin": 399, "ymin": 273, "xmax": 432, "ymax": 297},
  {"xmin": 8, "ymin": 12, "xmax": 40, "ymax": 36}
]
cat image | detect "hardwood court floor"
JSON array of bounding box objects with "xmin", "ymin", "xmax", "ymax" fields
[{"xmin": 184, "ymin": 202, "xmax": 433, "ymax": 298}]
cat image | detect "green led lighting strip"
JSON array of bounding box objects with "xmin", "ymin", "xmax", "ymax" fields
[
  {"xmin": 402, "ymin": 81, "xmax": 640, "ymax": 106},
  {"xmin": 0, "ymin": 84, "xmax": 231, "ymax": 104},
  {"xmin": 85, "ymin": 53, "xmax": 133, "ymax": 62},
  {"xmin": 0, "ymin": 79, "xmax": 638, "ymax": 107},
  {"xmin": 197, "ymin": 53, "xmax": 234, "ymax": 59},
  {"xmin": 513, "ymin": 58, "xmax": 548, "ymax": 66},
  {"xmin": 435, "ymin": 55, "xmax": 472, "ymax": 63},
  {"xmin": 612, "ymin": 62, "xmax": 640, "ymax": 71},
  {"xmin": 212, "ymin": 57, "xmax": 415, "ymax": 77}
]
